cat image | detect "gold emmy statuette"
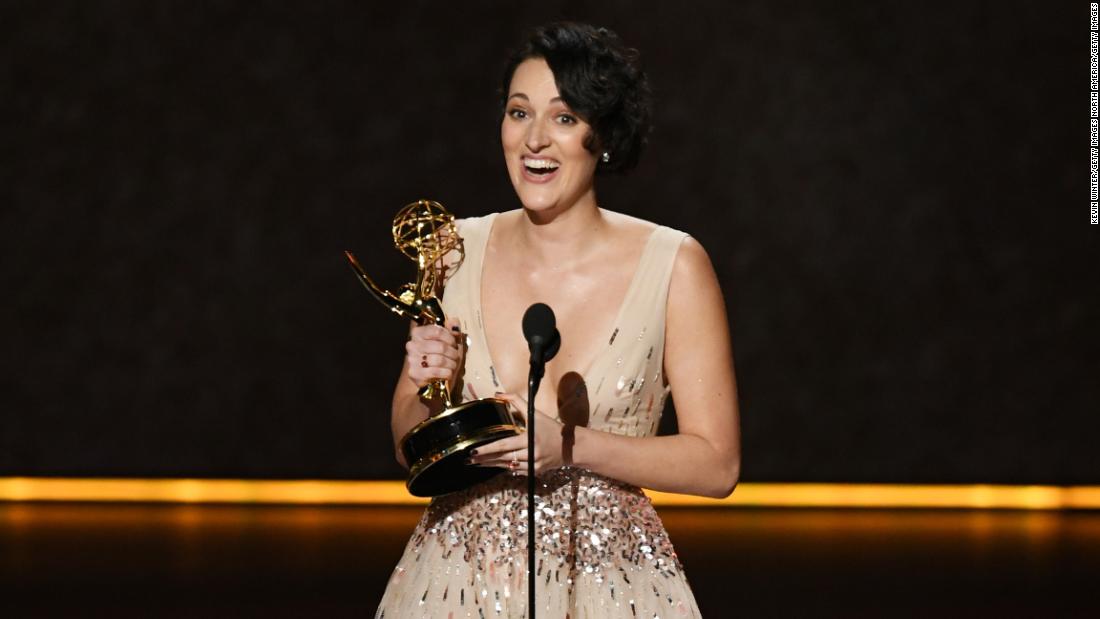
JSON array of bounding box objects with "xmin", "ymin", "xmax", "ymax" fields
[{"xmin": 345, "ymin": 199, "xmax": 523, "ymax": 497}]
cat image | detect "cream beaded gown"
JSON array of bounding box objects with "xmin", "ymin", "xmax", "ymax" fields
[{"xmin": 376, "ymin": 213, "xmax": 702, "ymax": 618}]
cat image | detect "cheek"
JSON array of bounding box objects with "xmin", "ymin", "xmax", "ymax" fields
[
  {"xmin": 501, "ymin": 121, "xmax": 523, "ymax": 151},
  {"xmin": 500, "ymin": 125, "xmax": 522, "ymax": 181},
  {"xmin": 566, "ymin": 144, "xmax": 597, "ymax": 173},
  {"xmin": 559, "ymin": 129, "xmax": 593, "ymax": 160}
]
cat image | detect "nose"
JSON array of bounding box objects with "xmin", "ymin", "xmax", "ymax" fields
[{"xmin": 524, "ymin": 118, "xmax": 550, "ymax": 152}]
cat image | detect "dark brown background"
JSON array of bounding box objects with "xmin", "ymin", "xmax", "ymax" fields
[{"xmin": 2, "ymin": 1, "xmax": 1095, "ymax": 483}]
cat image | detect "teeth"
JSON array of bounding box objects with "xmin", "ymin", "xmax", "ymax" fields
[{"xmin": 524, "ymin": 159, "xmax": 560, "ymax": 170}]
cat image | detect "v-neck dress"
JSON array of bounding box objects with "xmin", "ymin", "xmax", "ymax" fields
[{"xmin": 375, "ymin": 212, "xmax": 701, "ymax": 618}]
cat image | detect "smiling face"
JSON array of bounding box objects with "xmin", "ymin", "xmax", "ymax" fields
[{"xmin": 501, "ymin": 57, "xmax": 599, "ymax": 215}]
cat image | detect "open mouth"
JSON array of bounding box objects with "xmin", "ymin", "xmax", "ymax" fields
[{"xmin": 523, "ymin": 158, "xmax": 560, "ymax": 176}]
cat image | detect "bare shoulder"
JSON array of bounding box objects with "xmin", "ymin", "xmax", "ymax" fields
[
  {"xmin": 451, "ymin": 215, "xmax": 473, "ymax": 241},
  {"xmin": 490, "ymin": 208, "xmax": 524, "ymax": 229},
  {"xmin": 598, "ymin": 208, "xmax": 660, "ymax": 245},
  {"xmin": 672, "ymin": 236, "xmax": 717, "ymax": 285},
  {"xmin": 456, "ymin": 210, "xmax": 509, "ymax": 232},
  {"xmin": 668, "ymin": 234, "xmax": 724, "ymax": 315},
  {"xmin": 598, "ymin": 209, "xmax": 717, "ymax": 288}
]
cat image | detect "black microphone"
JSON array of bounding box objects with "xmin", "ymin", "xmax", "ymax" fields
[{"xmin": 522, "ymin": 302, "xmax": 560, "ymax": 380}]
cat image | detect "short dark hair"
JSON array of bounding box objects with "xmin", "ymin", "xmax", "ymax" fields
[{"xmin": 500, "ymin": 22, "xmax": 653, "ymax": 175}]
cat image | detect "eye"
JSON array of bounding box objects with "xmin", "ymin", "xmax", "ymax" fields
[
  {"xmin": 507, "ymin": 108, "xmax": 528, "ymax": 120},
  {"xmin": 556, "ymin": 114, "xmax": 577, "ymax": 125}
]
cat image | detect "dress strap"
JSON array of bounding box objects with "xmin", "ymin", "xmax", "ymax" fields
[
  {"xmin": 626, "ymin": 226, "xmax": 689, "ymax": 320},
  {"xmin": 453, "ymin": 213, "xmax": 496, "ymax": 278},
  {"xmin": 584, "ymin": 225, "xmax": 688, "ymax": 406},
  {"xmin": 441, "ymin": 213, "xmax": 500, "ymax": 401}
]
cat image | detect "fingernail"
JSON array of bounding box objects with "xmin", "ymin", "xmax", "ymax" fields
[
  {"xmin": 470, "ymin": 449, "xmax": 478, "ymax": 456},
  {"xmin": 451, "ymin": 325, "xmax": 460, "ymax": 333}
]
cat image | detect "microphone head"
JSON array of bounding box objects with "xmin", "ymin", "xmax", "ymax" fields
[
  {"xmin": 543, "ymin": 328, "xmax": 561, "ymax": 362},
  {"xmin": 522, "ymin": 302, "xmax": 556, "ymax": 344}
]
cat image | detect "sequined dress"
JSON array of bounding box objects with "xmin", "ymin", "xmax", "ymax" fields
[{"xmin": 375, "ymin": 213, "xmax": 702, "ymax": 618}]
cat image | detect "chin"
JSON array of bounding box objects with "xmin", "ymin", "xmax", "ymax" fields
[
  {"xmin": 517, "ymin": 195, "xmax": 561, "ymax": 212},
  {"xmin": 511, "ymin": 184, "xmax": 561, "ymax": 212}
]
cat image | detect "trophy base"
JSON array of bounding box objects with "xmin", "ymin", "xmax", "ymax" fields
[{"xmin": 400, "ymin": 398, "xmax": 524, "ymax": 497}]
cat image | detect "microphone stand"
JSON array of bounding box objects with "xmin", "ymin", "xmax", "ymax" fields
[
  {"xmin": 525, "ymin": 340, "xmax": 556, "ymax": 618},
  {"xmin": 526, "ymin": 370, "xmax": 539, "ymax": 619},
  {"xmin": 521, "ymin": 303, "xmax": 558, "ymax": 619}
]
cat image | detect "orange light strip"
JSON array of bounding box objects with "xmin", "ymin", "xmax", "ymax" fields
[
  {"xmin": 0, "ymin": 478, "xmax": 419, "ymax": 505},
  {"xmin": 647, "ymin": 484, "xmax": 1100, "ymax": 509},
  {"xmin": 2, "ymin": 478, "xmax": 1099, "ymax": 509}
]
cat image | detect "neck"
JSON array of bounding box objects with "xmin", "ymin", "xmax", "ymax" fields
[{"xmin": 515, "ymin": 193, "xmax": 605, "ymax": 266}]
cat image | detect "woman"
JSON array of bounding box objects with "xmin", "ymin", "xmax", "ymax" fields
[{"xmin": 377, "ymin": 22, "xmax": 740, "ymax": 618}]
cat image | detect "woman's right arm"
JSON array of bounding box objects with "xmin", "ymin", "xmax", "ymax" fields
[{"xmin": 389, "ymin": 318, "xmax": 464, "ymax": 469}]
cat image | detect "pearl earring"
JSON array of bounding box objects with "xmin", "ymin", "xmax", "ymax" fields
[{"xmin": 601, "ymin": 151, "xmax": 610, "ymax": 163}]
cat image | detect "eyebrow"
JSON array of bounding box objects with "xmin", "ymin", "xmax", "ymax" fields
[{"xmin": 506, "ymin": 93, "xmax": 565, "ymax": 104}]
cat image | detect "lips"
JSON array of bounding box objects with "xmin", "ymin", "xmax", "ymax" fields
[{"xmin": 521, "ymin": 157, "xmax": 560, "ymax": 183}]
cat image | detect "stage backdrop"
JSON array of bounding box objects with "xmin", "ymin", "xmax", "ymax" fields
[{"xmin": 2, "ymin": 1, "xmax": 1096, "ymax": 484}]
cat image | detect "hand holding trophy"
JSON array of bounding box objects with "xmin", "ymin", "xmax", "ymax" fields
[{"xmin": 345, "ymin": 200, "xmax": 523, "ymax": 497}]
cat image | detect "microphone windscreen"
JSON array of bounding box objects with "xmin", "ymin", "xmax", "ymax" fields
[{"xmin": 522, "ymin": 302, "xmax": 556, "ymax": 345}]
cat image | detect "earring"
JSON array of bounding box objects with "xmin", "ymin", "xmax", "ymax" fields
[{"xmin": 601, "ymin": 151, "xmax": 610, "ymax": 163}]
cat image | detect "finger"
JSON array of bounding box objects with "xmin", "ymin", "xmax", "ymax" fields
[
  {"xmin": 427, "ymin": 325, "xmax": 457, "ymax": 345},
  {"xmin": 417, "ymin": 353, "xmax": 457, "ymax": 370},
  {"xmin": 407, "ymin": 353, "xmax": 456, "ymax": 374},
  {"xmin": 409, "ymin": 366, "xmax": 457, "ymax": 385},
  {"xmin": 471, "ymin": 453, "xmax": 530, "ymax": 470},
  {"xmin": 510, "ymin": 407, "xmax": 528, "ymax": 425},
  {"xmin": 494, "ymin": 392, "xmax": 529, "ymax": 416},
  {"xmin": 444, "ymin": 317, "xmax": 464, "ymax": 337},
  {"xmin": 468, "ymin": 450, "xmax": 525, "ymax": 466},
  {"xmin": 474, "ymin": 448, "xmax": 528, "ymax": 465},
  {"xmin": 411, "ymin": 324, "xmax": 458, "ymax": 344},
  {"xmin": 503, "ymin": 404, "xmax": 530, "ymax": 428},
  {"xmin": 470, "ymin": 438, "xmax": 528, "ymax": 460},
  {"xmin": 448, "ymin": 320, "xmax": 468, "ymax": 360},
  {"xmin": 472, "ymin": 459, "xmax": 525, "ymax": 470},
  {"xmin": 494, "ymin": 393, "xmax": 561, "ymax": 426},
  {"xmin": 406, "ymin": 339, "xmax": 460, "ymax": 361},
  {"xmin": 408, "ymin": 368, "xmax": 454, "ymax": 385},
  {"xmin": 407, "ymin": 325, "xmax": 435, "ymax": 342},
  {"xmin": 494, "ymin": 392, "xmax": 527, "ymax": 406}
]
